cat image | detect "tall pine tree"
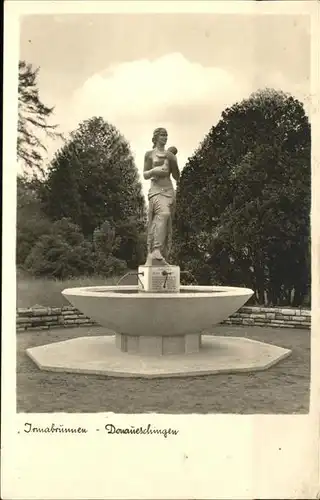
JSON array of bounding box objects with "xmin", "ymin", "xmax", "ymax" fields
[{"xmin": 18, "ymin": 61, "xmax": 63, "ymax": 173}]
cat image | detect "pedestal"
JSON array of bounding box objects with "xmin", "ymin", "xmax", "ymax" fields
[
  {"xmin": 115, "ymin": 332, "xmax": 201, "ymax": 355},
  {"xmin": 138, "ymin": 265, "xmax": 180, "ymax": 293}
]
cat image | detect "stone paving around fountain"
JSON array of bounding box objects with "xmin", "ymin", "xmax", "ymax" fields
[{"xmin": 26, "ymin": 329, "xmax": 291, "ymax": 379}]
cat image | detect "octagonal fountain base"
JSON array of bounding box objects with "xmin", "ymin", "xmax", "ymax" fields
[{"xmin": 26, "ymin": 334, "xmax": 291, "ymax": 379}]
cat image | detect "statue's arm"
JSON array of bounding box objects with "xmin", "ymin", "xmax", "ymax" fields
[
  {"xmin": 143, "ymin": 152, "xmax": 154, "ymax": 180},
  {"xmin": 169, "ymin": 154, "xmax": 180, "ymax": 181},
  {"xmin": 143, "ymin": 151, "xmax": 168, "ymax": 179}
]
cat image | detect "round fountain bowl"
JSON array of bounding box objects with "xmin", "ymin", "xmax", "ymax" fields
[{"xmin": 62, "ymin": 285, "xmax": 254, "ymax": 356}]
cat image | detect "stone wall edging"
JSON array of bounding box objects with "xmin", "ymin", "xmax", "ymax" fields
[{"xmin": 16, "ymin": 305, "xmax": 311, "ymax": 331}]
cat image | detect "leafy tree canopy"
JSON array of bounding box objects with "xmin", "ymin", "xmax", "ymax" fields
[
  {"xmin": 174, "ymin": 88, "xmax": 310, "ymax": 306},
  {"xmin": 17, "ymin": 176, "xmax": 52, "ymax": 266},
  {"xmin": 40, "ymin": 116, "xmax": 146, "ymax": 267}
]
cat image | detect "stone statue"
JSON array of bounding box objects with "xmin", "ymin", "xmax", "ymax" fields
[{"xmin": 143, "ymin": 128, "xmax": 180, "ymax": 266}]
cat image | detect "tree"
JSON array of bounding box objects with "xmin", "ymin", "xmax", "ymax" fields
[
  {"xmin": 174, "ymin": 89, "xmax": 310, "ymax": 306},
  {"xmin": 16, "ymin": 176, "xmax": 52, "ymax": 266},
  {"xmin": 41, "ymin": 117, "xmax": 146, "ymax": 268},
  {"xmin": 18, "ymin": 60, "xmax": 63, "ymax": 173}
]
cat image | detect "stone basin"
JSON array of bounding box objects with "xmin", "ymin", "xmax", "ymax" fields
[{"xmin": 62, "ymin": 285, "xmax": 254, "ymax": 355}]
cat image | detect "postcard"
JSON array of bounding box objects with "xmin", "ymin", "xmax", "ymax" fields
[{"xmin": 2, "ymin": 1, "xmax": 319, "ymax": 498}]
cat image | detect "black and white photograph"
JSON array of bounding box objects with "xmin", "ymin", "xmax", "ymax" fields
[
  {"xmin": 2, "ymin": 1, "xmax": 319, "ymax": 499},
  {"xmin": 16, "ymin": 7, "xmax": 311, "ymax": 414}
]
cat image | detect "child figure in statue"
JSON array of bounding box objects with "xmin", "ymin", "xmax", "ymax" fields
[{"xmin": 143, "ymin": 128, "xmax": 180, "ymax": 266}]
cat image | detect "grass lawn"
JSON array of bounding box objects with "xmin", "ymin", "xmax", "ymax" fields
[
  {"xmin": 16, "ymin": 271, "xmax": 135, "ymax": 308},
  {"xmin": 17, "ymin": 324, "xmax": 310, "ymax": 414}
]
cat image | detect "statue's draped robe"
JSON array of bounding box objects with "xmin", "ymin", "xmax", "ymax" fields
[{"xmin": 147, "ymin": 150, "xmax": 176, "ymax": 261}]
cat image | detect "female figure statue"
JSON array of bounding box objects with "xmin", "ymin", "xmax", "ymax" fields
[{"xmin": 143, "ymin": 128, "xmax": 180, "ymax": 265}]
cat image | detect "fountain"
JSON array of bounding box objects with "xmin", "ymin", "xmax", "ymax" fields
[{"xmin": 26, "ymin": 128, "xmax": 291, "ymax": 378}]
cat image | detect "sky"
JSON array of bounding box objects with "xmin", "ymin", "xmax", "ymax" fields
[{"xmin": 19, "ymin": 13, "xmax": 310, "ymax": 197}]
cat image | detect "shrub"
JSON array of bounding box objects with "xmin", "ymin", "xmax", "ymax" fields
[
  {"xmin": 93, "ymin": 254, "xmax": 127, "ymax": 278},
  {"xmin": 92, "ymin": 220, "xmax": 127, "ymax": 276},
  {"xmin": 24, "ymin": 218, "xmax": 94, "ymax": 279}
]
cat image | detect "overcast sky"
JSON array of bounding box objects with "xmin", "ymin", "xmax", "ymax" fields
[{"xmin": 19, "ymin": 13, "xmax": 310, "ymax": 196}]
